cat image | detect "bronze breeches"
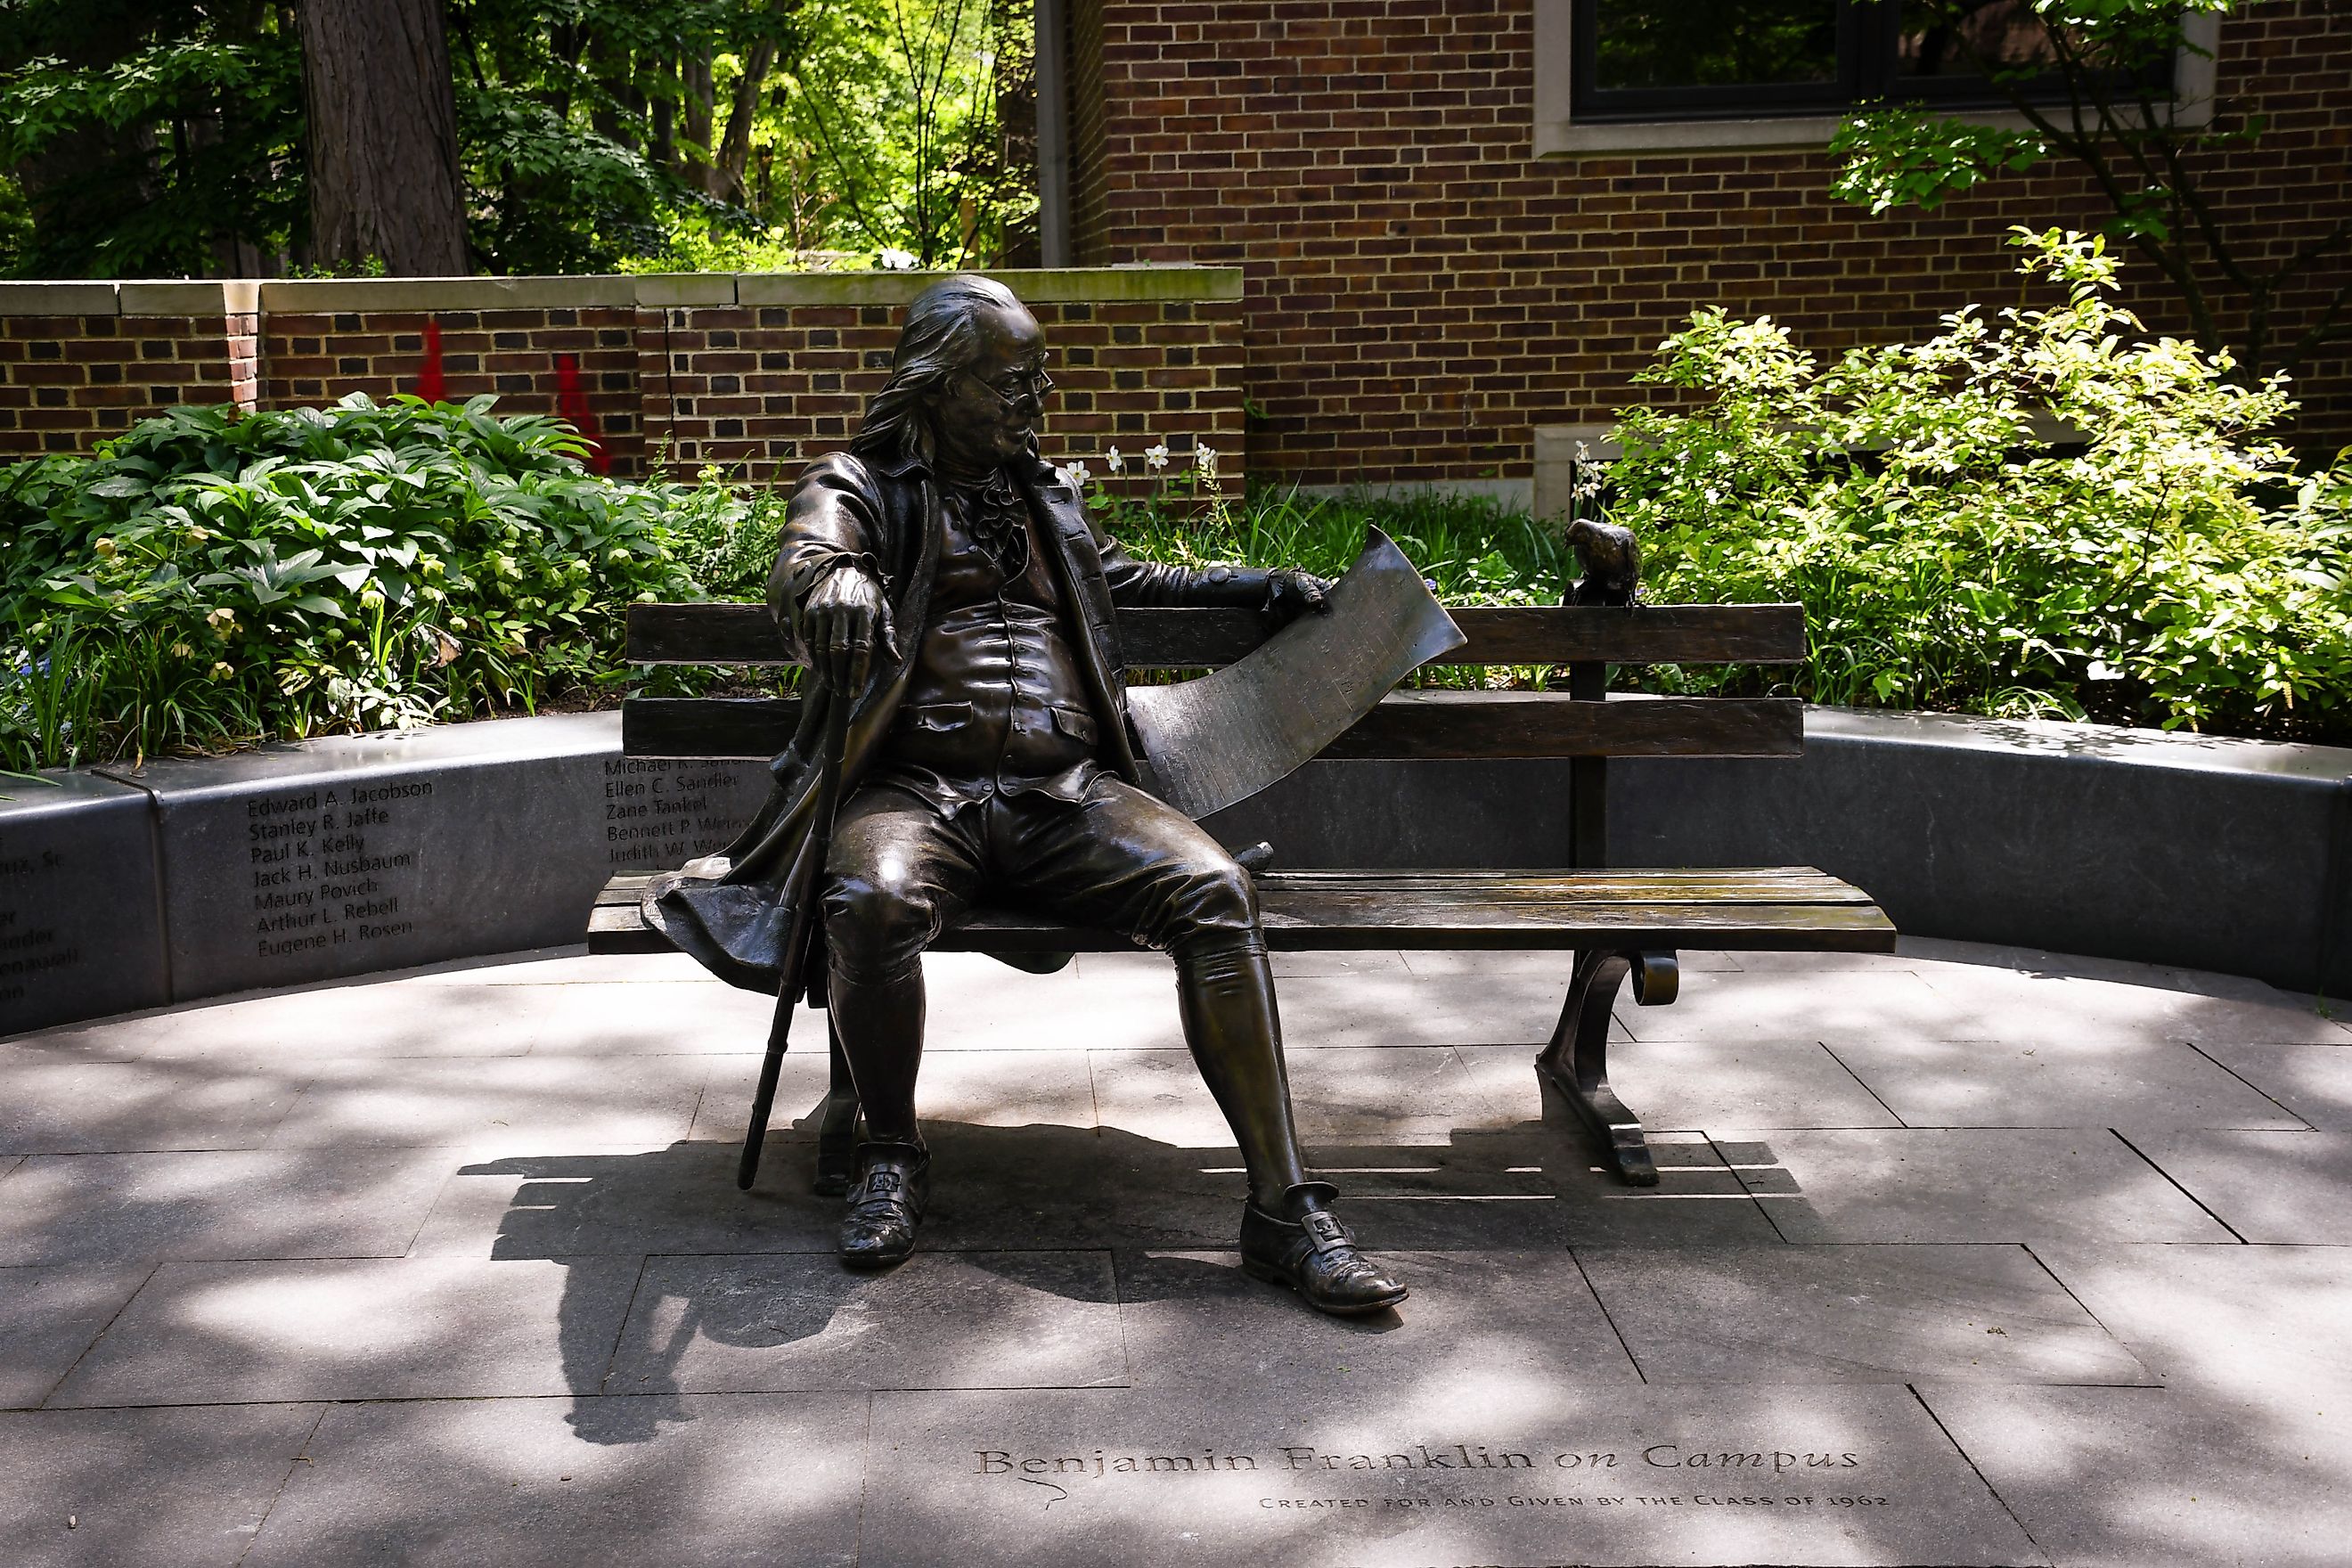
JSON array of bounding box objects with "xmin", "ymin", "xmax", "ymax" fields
[{"xmin": 820, "ymin": 775, "xmax": 1259, "ymax": 984}]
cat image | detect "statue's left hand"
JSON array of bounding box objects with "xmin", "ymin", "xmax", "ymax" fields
[{"xmin": 1264, "ymin": 568, "xmax": 1335, "ymax": 623}]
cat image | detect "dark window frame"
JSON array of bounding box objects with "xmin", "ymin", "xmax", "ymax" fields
[{"xmin": 1568, "ymin": 0, "xmax": 2163, "ymax": 124}]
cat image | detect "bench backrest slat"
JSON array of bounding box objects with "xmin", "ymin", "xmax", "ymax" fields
[
  {"xmin": 620, "ymin": 692, "xmax": 1802, "ymax": 763},
  {"xmin": 625, "ymin": 601, "xmax": 1806, "ymax": 669}
]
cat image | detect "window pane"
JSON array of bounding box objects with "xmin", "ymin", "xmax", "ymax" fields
[
  {"xmin": 1591, "ymin": 0, "xmax": 1842, "ymax": 90},
  {"xmin": 1896, "ymin": 0, "xmax": 2060, "ymax": 79}
]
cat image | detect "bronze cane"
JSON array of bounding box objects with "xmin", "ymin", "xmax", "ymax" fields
[{"xmin": 735, "ymin": 686, "xmax": 854, "ymax": 1190}]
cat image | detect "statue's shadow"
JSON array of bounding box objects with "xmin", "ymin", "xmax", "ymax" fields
[{"xmin": 460, "ymin": 1107, "xmax": 1481, "ymax": 1446}]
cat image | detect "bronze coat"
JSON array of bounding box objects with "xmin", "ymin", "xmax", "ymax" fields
[{"xmin": 648, "ymin": 446, "xmax": 1256, "ymax": 993}]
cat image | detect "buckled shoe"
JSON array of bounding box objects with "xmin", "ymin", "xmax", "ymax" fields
[
  {"xmin": 1238, "ymin": 1180, "xmax": 1408, "ymax": 1315},
  {"xmin": 837, "ymin": 1139, "xmax": 930, "ymax": 1270}
]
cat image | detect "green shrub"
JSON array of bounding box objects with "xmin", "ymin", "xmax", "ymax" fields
[
  {"xmin": 0, "ymin": 396, "xmax": 703, "ymax": 770},
  {"xmin": 1608, "ymin": 228, "xmax": 2352, "ymax": 737}
]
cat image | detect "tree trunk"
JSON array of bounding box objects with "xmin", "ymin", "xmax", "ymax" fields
[
  {"xmin": 714, "ymin": 39, "xmax": 779, "ymax": 203},
  {"xmin": 297, "ymin": 0, "xmax": 470, "ymax": 275},
  {"xmin": 682, "ymin": 48, "xmax": 715, "ymax": 189}
]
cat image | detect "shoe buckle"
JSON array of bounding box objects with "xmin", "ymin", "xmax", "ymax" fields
[
  {"xmin": 866, "ymin": 1170, "xmax": 902, "ymax": 1197},
  {"xmin": 1302, "ymin": 1210, "xmax": 1350, "ymax": 1252}
]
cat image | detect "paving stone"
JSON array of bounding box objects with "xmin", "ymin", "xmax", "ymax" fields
[
  {"xmin": 1400, "ymin": 947, "xmax": 1746, "ymax": 975},
  {"xmin": 0, "ymin": 1265, "xmax": 151, "ymax": 1408},
  {"xmin": 684, "ymin": 1050, "xmax": 837, "ymax": 1144},
  {"xmin": 404, "ymin": 1141, "xmax": 837, "ymax": 1259},
  {"xmin": 135, "ymin": 982, "xmax": 547, "ymax": 1060},
  {"xmin": 2029, "ymin": 1243, "xmax": 2352, "ymax": 1396},
  {"xmin": 1913, "ymin": 966, "xmax": 2348, "ymax": 1046},
  {"xmin": 1268, "ymin": 947, "xmax": 1409, "ymax": 979},
  {"xmin": 924, "ymin": 951, "xmax": 1181, "ymax": 1052},
  {"xmin": 394, "ymin": 947, "xmax": 714, "ymax": 985},
  {"xmin": 262, "ymin": 1054, "xmax": 709, "ymax": 1153},
  {"xmin": 1921, "ymin": 1383, "xmax": 2351, "ymax": 1568},
  {"xmin": 1114, "ymin": 1249, "xmax": 1638, "ymax": 1395},
  {"xmin": 512, "ymin": 979, "xmax": 781, "ymax": 1054},
  {"xmin": 606, "ymin": 1251, "xmax": 1123, "ymax": 1393},
  {"xmin": 2191, "ymin": 1041, "xmax": 2352, "ymax": 1131},
  {"xmin": 2120, "ymin": 1130, "xmax": 2352, "ymax": 1243},
  {"xmin": 1722, "ymin": 947, "xmax": 1925, "ymax": 975},
  {"xmin": 1458, "ymin": 1039, "xmax": 1901, "ymax": 1131},
  {"xmin": 1719, "ymin": 1130, "xmax": 2237, "ymax": 1245},
  {"xmin": 1613, "ymin": 969, "xmax": 1954, "ymax": 1044},
  {"xmin": 1825, "ymin": 1036, "xmax": 2306, "ymax": 1130},
  {"xmin": 1090, "ymin": 1046, "xmax": 1491, "ymax": 1147},
  {"xmin": 0, "ymin": 1147, "xmax": 454, "ymax": 1267},
  {"xmin": 0, "ymin": 1404, "xmax": 321, "ymax": 1568},
  {"xmin": 699, "ymin": 1047, "xmax": 1098, "ymax": 1139},
  {"xmin": 1, "ymin": 1018, "xmax": 161, "ymax": 1061},
  {"xmin": 1269, "ymin": 967, "xmax": 1585, "ymax": 1049},
  {"xmin": 1579, "ymin": 1244, "xmax": 2153, "ymax": 1385},
  {"xmin": 241, "ymin": 1393, "xmax": 865, "ymax": 1566},
  {"xmin": 861, "ymin": 1384, "xmax": 2043, "ymax": 1568},
  {"xmin": 47, "ymin": 1256, "xmax": 642, "ymax": 1407},
  {"xmin": 0, "ymin": 1056, "xmax": 300, "ymax": 1154}
]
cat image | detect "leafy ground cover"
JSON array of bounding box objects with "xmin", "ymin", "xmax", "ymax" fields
[
  {"xmin": 1, "ymin": 396, "xmax": 698, "ymax": 770},
  {"xmin": 8, "ymin": 231, "xmax": 2348, "ymax": 772}
]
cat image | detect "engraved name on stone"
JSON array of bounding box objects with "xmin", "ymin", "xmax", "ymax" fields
[
  {"xmin": 246, "ymin": 780, "xmax": 429, "ymax": 962},
  {"xmin": 600, "ymin": 757, "xmax": 747, "ymax": 869},
  {"xmin": 0, "ymin": 832, "xmax": 78, "ymax": 1011}
]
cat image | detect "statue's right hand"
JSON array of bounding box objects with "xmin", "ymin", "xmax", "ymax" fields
[{"xmin": 803, "ymin": 564, "xmax": 895, "ymax": 694}]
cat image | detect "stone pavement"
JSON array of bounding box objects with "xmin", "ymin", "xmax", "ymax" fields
[{"xmin": 4, "ymin": 937, "xmax": 2348, "ymax": 1567}]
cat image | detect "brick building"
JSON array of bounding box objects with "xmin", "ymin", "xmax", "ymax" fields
[{"xmin": 1040, "ymin": 0, "xmax": 2352, "ymax": 497}]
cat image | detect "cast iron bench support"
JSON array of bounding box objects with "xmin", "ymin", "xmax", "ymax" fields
[{"xmin": 593, "ymin": 600, "xmax": 1899, "ymax": 1193}]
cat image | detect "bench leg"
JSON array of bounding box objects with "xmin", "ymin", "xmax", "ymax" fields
[
  {"xmin": 1535, "ymin": 948, "xmax": 1679, "ymax": 1188},
  {"xmin": 813, "ymin": 1013, "xmax": 862, "ymax": 1196}
]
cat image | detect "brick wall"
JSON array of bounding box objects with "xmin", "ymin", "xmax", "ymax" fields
[
  {"xmin": 0, "ymin": 282, "xmax": 259, "ymax": 454},
  {"xmin": 646, "ymin": 271, "xmax": 1245, "ymax": 490},
  {"xmin": 259, "ymin": 298, "xmax": 644, "ymax": 475},
  {"xmin": 0, "ymin": 269, "xmax": 1245, "ymax": 494},
  {"xmin": 1067, "ymin": 0, "xmax": 2352, "ymax": 486}
]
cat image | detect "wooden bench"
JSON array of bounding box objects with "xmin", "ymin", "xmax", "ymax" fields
[{"xmin": 590, "ymin": 597, "xmax": 1897, "ymax": 1191}]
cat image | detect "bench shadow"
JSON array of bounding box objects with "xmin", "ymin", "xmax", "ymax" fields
[{"xmin": 455, "ymin": 1110, "xmax": 1670, "ymax": 1446}]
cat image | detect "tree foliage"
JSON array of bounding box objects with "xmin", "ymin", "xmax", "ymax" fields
[
  {"xmin": 1829, "ymin": 0, "xmax": 2349, "ymax": 387},
  {"xmin": 0, "ymin": 0, "xmax": 1040, "ymax": 277},
  {"xmin": 1609, "ymin": 230, "xmax": 2352, "ymax": 739}
]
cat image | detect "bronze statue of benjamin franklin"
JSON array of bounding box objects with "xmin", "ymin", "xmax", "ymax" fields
[{"xmin": 654, "ymin": 274, "xmax": 1405, "ymax": 1315}]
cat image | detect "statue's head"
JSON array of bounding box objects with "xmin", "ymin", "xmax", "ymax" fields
[{"xmin": 853, "ymin": 274, "xmax": 1050, "ymax": 471}]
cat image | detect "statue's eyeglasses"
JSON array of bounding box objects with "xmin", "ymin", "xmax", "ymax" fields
[{"xmin": 965, "ymin": 363, "xmax": 1054, "ymax": 409}]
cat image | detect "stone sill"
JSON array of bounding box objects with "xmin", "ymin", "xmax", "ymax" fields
[{"xmin": 0, "ymin": 265, "xmax": 1245, "ymax": 319}]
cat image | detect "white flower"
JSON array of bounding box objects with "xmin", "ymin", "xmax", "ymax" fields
[
  {"xmin": 1105, "ymin": 445, "xmax": 1124, "ymax": 474},
  {"xmin": 1575, "ymin": 440, "xmax": 1593, "ymax": 461},
  {"xmin": 878, "ymin": 248, "xmax": 918, "ymax": 271},
  {"xmin": 1066, "ymin": 461, "xmax": 1091, "ymax": 490},
  {"xmin": 1145, "ymin": 443, "xmax": 1170, "ymax": 471},
  {"xmin": 1195, "ymin": 444, "xmax": 1219, "ymax": 479}
]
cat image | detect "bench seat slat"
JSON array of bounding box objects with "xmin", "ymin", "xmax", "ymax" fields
[
  {"xmin": 621, "ymin": 691, "xmax": 1802, "ymax": 761},
  {"xmin": 626, "ymin": 602, "xmax": 1807, "ymax": 669},
  {"xmin": 587, "ymin": 867, "xmax": 1898, "ymax": 956}
]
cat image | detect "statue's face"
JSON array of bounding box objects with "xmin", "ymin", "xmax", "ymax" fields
[{"xmin": 932, "ymin": 303, "xmax": 1050, "ymax": 467}]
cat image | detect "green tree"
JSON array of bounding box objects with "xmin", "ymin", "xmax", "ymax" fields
[
  {"xmin": 0, "ymin": 0, "xmax": 305, "ymax": 277},
  {"xmin": 778, "ymin": 0, "xmax": 1036, "ymax": 268},
  {"xmin": 1829, "ymin": 0, "xmax": 2350, "ymax": 388}
]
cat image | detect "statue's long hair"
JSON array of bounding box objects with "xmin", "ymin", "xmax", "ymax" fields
[{"xmin": 851, "ymin": 274, "xmax": 1028, "ymax": 467}]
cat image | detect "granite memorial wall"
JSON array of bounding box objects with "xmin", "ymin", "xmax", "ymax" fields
[{"xmin": 0, "ymin": 713, "xmax": 769, "ymax": 1036}]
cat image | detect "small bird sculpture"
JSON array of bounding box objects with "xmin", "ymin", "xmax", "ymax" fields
[{"xmin": 1564, "ymin": 517, "xmax": 1641, "ymax": 607}]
